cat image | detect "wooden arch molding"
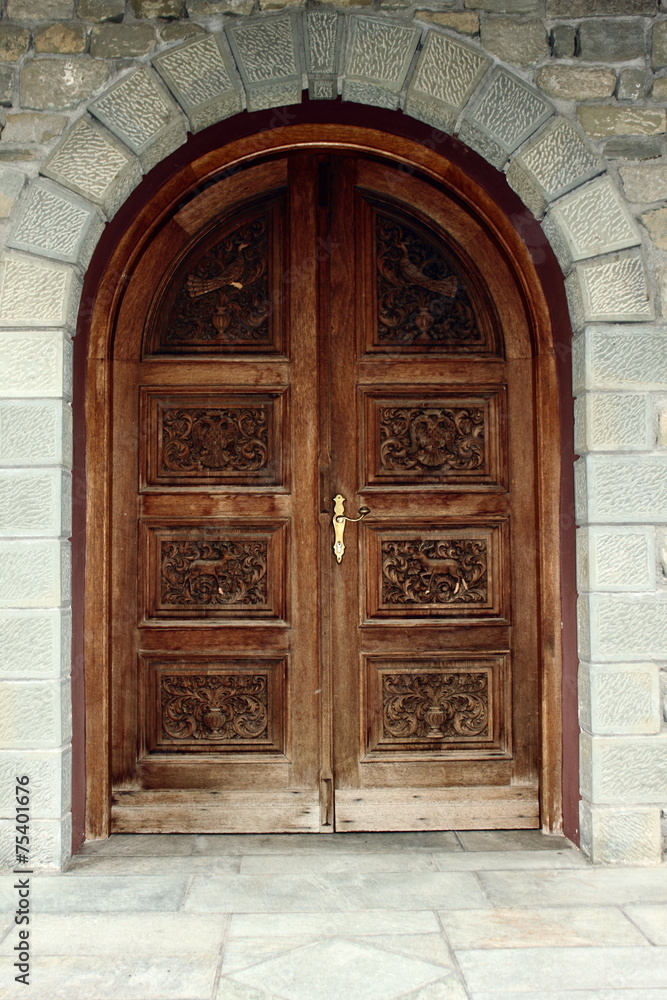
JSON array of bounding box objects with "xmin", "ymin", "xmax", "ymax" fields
[{"xmin": 76, "ymin": 115, "xmax": 575, "ymax": 843}]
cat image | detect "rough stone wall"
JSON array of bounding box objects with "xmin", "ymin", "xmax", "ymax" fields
[{"xmin": 0, "ymin": 0, "xmax": 666, "ymax": 868}]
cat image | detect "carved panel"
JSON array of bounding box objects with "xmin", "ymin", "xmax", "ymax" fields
[
  {"xmin": 362, "ymin": 389, "xmax": 506, "ymax": 489},
  {"xmin": 370, "ymin": 210, "xmax": 494, "ymax": 353},
  {"xmin": 363, "ymin": 654, "xmax": 509, "ymax": 757},
  {"xmin": 365, "ymin": 524, "xmax": 506, "ymax": 620},
  {"xmin": 142, "ymin": 522, "xmax": 286, "ymax": 621},
  {"xmin": 141, "ymin": 389, "xmax": 287, "ymax": 488},
  {"xmin": 141, "ymin": 657, "xmax": 286, "ymax": 754},
  {"xmin": 148, "ymin": 200, "xmax": 284, "ymax": 355}
]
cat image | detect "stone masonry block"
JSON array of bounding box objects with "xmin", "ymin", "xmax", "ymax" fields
[
  {"xmin": 574, "ymin": 392, "xmax": 652, "ymax": 453},
  {"xmin": 620, "ymin": 163, "xmax": 667, "ymax": 204},
  {"xmin": 0, "ymin": 255, "xmax": 81, "ymax": 330},
  {"xmin": 480, "ymin": 17, "xmax": 548, "ymax": 68},
  {"xmin": 0, "ymin": 609, "xmax": 70, "ymax": 679},
  {"xmin": 572, "ymin": 326, "xmax": 667, "ymax": 393},
  {"xmin": 90, "ymin": 67, "xmax": 188, "ymax": 174},
  {"xmin": 0, "ymin": 814, "xmax": 71, "ymax": 870},
  {"xmin": 565, "ymin": 253, "xmax": 653, "ymax": 328},
  {"xmin": 20, "ymin": 58, "xmax": 111, "ymax": 114},
  {"xmin": 153, "ymin": 33, "xmax": 243, "ymax": 133},
  {"xmin": 0, "ymin": 748, "xmax": 71, "ymax": 819},
  {"xmin": 576, "ymin": 526, "xmax": 655, "ymax": 592},
  {"xmin": 41, "ymin": 117, "xmax": 142, "ymax": 219},
  {"xmin": 7, "ymin": 179, "xmax": 105, "ymax": 267},
  {"xmin": 0, "ymin": 679, "xmax": 71, "ymax": 750},
  {"xmin": 506, "ymin": 118, "xmax": 603, "ymax": 220},
  {"xmin": 579, "ymin": 592, "xmax": 667, "ymax": 662},
  {"xmin": 544, "ymin": 177, "xmax": 641, "ymax": 270},
  {"xmin": 0, "ymin": 331, "xmax": 72, "ymax": 399},
  {"xmin": 227, "ymin": 13, "xmax": 304, "ymax": 113},
  {"xmin": 578, "ymin": 105, "xmax": 666, "ymax": 140},
  {"xmin": 578, "ymin": 18, "xmax": 644, "ymax": 63},
  {"xmin": 459, "ymin": 69, "xmax": 553, "ymax": 169},
  {"xmin": 0, "ymin": 539, "xmax": 69, "ymax": 608},
  {"xmin": 0, "ymin": 168, "xmax": 27, "ymax": 221},
  {"xmin": 575, "ymin": 453, "xmax": 667, "ymax": 523},
  {"xmin": 0, "ymin": 468, "xmax": 71, "ymax": 537},
  {"xmin": 89, "ymin": 25, "xmax": 156, "ymax": 60},
  {"xmin": 405, "ymin": 29, "xmax": 490, "ymax": 134},
  {"xmin": 580, "ymin": 731, "xmax": 667, "ymax": 804},
  {"xmin": 304, "ymin": 11, "xmax": 344, "ymax": 101},
  {"xmin": 579, "ymin": 663, "xmax": 661, "ymax": 735},
  {"xmin": 342, "ymin": 16, "xmax": 420, "ymax": 111},
  {"xmin": 0, "ymin": 400, "xmax": 72, "ymax": 467},
  {"xmin": 536, "ymin": 67, "xmax": 617, "ymax": 102},
  {"xmin": 579, "ymin": 801, "xmax": 662, "ymax": 866}
]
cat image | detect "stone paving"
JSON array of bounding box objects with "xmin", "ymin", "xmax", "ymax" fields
[{"xmin": 1, "ymin": 830, "xmax": 667, "ymax": 999}]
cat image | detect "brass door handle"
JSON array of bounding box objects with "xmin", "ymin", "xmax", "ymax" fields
[{"xmin": 332, "ymin": 494, "xmax": 371, "ymax": 563}]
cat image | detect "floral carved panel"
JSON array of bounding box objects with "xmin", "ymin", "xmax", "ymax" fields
[
  {"xmin": 141, "ymin": 658, "xmax": 287, "ymax": 754},
  {"xmin": 146, "ymin": 199, "xmax": 285, "ymax": 355},
  {"xmin": 365, "ymin": 524, "xmax": 506, "ymax": 620},
  {"xmin": 142, "ymin": 523, "xmax": 287, "ymax": 620},
  {"xmin": 363, "ymin": 655, "xmax": 510, "ymax": 757},
  {"xmin": 362, "ymin": 389, "xmax": 506, "ymax": 489},
  {"xmin": 368, "ymin": 209, "xmax": 496, "ymax": 354},
  {"xmin": 141, "ymin": 389, "xmax": 287, "ymax": 488}
]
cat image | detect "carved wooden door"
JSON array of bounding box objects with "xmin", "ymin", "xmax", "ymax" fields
[{"xmin": 109, "ymin": 152, "xmax": 540, "ymax": 832}]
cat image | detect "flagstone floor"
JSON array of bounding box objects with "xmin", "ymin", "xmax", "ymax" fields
[{"xmin": 2, "ymin": 829, "xmax": 667, "ymax": 999}]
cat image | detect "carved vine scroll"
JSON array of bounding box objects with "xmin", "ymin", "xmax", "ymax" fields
[
  {"xmin": 379, "ymin": 405, "xmax": 485, "ymax": 475},
  {"xmin": 375, "ymin": 213, "xmax": 484, "ymax": 350},
  {"xmin": 160, "ymin": 539, "xmax": 268, "ymax": 608},
  {"xmin": 381, "ymin": 537, "xmax": 488, "ymax": 606},
  {"xmin": 161, "ymin": 405, "xmax": 269, "ymax": 474},
  {"xmin": 382, "ymin": 671, "xmax": 489, "ymax": 740},
  {"xmin": 161, "ymin": 673, "xmax": 269, "ymax": 742}
]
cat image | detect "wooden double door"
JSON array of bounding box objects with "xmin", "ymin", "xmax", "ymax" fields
[{"xmin": 109, "ymin": 151, "xmax": 541, "ymax": 833}]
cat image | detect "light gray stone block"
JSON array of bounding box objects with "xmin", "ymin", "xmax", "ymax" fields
[
  {"xmin": 90, "ymin": 67, "xmax": 187, "ymax": 173},
  {"xmin": 304, "ymin": 11, "xmax": 343, "ymax": 101},
  {"xmin": 0, "ymin": 609, "xmax": 70, "ymax": 679},
  {"xmin": 579, "ymin": 592, "xmax": 667, "ymax": 661},
  {"xmin": 0, "ymin": 400, "xmax": 72, "ymax": 467},
  {"xmin": 0, "ymin": 331, "xmax": 72, "ymax": 400},
  {"xmin": 580, "ymin": 731, "xmax": 667, "ymax": 804},
  {"xmin": 0, "ymin": 539, "xmax": 69, "ymax": 608},
  {"xmin": 405, "ymin": 29, "xmax": 490, "ymax": 134},
  {"xmin": 579, "ymin": 663, "xmax": 661, "ymax": 735},
  {"xmin": 342, "ymin": 16, "xmax": 420, "ymax": 111},
  {"xmin": 566, "ymin": 253, "xmax": 653, "ymax": 328},
  {"xmin": 580, "ymin": 801, "xmax": 662, "ymax": 865},
  {"xmin": 572, "ymin": 326, "xmax": 667, "ymax": 393},
  {"xmin": 0, "ymin": 679, "xmax": 71, "ymax": 750},
  {"xmin": 576, "ymin": 526, "xmax": 655, "ymax": 592},
  {"xmin": 459, "ymin": 68, "xmax": 553, "ymax": 169},
  {"xmin": 0, "ymin": 255, "xmax": 81, "ymax": 331},
  {"xmin": 574, "ymin": 392, "xmax": 652, "ymax": 453},
  {"xmin": 41, "ymin": 117, "xmax": 141, "ymax": 219},
  {"xmin": 0, "ymin": 167, "xmax": 27, "ymax": 221},
  {"xmin": 227, "ymin": 13, "xmax": 304, "ymax": 112},
  {"xmin": 6, "ymin": 179, "xmax": 104, "ymax": 267},
  {"xmin": 544, "ymin": 177, "xmax": 641, "ymax": 270},
  {"xmin": 506, "ymin": 118, "xmax": 603, "ymax": 220},
  {"xmin": 0, "ymin": 468, "xmax": 70, "ymax": 537},
  {"xmin": 154, "ymin": 33, "xmax": 243, "ymax": 134},
  {"xmin": 620, "ymin": 162, "xmax": 667, "ymax": 204},
  {"xmin": 0, "ymin": 747, "xmax": 71, "ymax": 819},
  {"xmin": 0, "ymin": 814, "xmax": 71, "ymax": 870},
  {"xmin": 576, "ymin": 454, "xmax": 667, "ymax": 523}
]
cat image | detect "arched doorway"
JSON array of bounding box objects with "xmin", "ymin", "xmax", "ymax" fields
[{"xmin": 83, "ymin": 124, "xmax": 565, "ymax": 837}]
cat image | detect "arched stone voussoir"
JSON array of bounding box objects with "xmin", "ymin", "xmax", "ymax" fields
[
  {"xmin": 565, "ymin": 251, "xmax": 654, "ymax": 330},
  {"xmin": 88, "ymin": 65, "xmax": 188, "ymax": 175},
  {"xmin": 6, "ymin": 177, "xmax": 105, "ymax": 270},
  {"xmin": 0, "ymin": 252, "xmax": 82, "ymax": 332},
  {"xmin": 505, "ymin": 116, "xmax": 605, "ymax": 221},
  {"xmin": 41, "ymin": 115, "xmax": 142, "ymax": 221},
  {"xmin": 340, "ymin": 15, "xmax": 420, "ymax": 112},
  {"xmin": 542, "ymin": 175, "xmax": 643, "ymax": 274}
]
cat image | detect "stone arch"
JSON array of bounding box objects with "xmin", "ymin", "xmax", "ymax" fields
[{"xmin": 0, "ymin": 8, "xmax": 660, "ymax": 867}]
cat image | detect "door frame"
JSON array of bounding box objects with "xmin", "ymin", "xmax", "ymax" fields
[{"xmin": 78, "ymin": 120, "xmax": 569, "ymax": 841}]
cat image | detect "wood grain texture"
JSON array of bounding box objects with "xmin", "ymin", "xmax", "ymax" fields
[{"xmin": 84, "ymin": 127, "xmax": 562, "ymax": 838}]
